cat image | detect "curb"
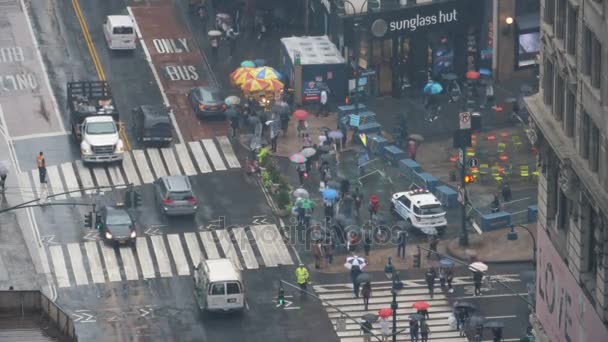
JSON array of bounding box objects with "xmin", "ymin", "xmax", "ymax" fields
[{"xmin": 445, "ymin": 238, "xmax": 533, "ymax": 265}]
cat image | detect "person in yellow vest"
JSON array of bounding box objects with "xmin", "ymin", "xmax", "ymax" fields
[
  {"xmin": 36, "ymin": 152, "xmax": 46, "ymax": 184},
  {"xmin": 295, "ymin": 263, "xmax": 309, "ymax": 291}
]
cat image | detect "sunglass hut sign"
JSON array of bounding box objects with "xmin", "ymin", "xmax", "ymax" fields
[{"xmin": 390, "ymin": 9, "xmax": 458, "ymax": 32}]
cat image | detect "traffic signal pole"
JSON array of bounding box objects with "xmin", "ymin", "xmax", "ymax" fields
[{"xmin": 459, "ymin": 147, "xmax": 469, "ymax": 247}]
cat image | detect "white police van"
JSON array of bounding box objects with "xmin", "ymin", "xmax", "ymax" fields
[{"xmin": 390, "ymin": 189, "xmax": 447, "ymax": 235}]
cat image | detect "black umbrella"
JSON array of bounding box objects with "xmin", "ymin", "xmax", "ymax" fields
[
  {"xmin": 362, "ymin": 313, "xmax": 379, "ymax": 323},
  {"xmin": 356, "ymin": 272, "xmax": 371, "ymax": 284},
  {"xmin": 318, "ymin": 145, "xmax": 332, "ymax": 153},
  {"xmin": 484, "ymin": 321, "xmax": 504, "ymax": 329},
  {"xmin": 467, "ymin": 315, "xmax": 485, "ymax": 328},
  {"xmin": 454, "ymin": 301, "xmax": 476, "ymax": 311},
  {"xmin": 409, "ymin": 313, "xmax": 424, "ymax": 321}
]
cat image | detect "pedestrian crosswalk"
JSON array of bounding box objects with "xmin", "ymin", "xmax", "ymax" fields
[
  {"xmin": 48, "ymin": 224, "xmax": 294, "ymax": 288},
  {"xmin": 20, "ymin": 137, "xmax": 241, "ymax": 199},
  {"xmin": 314, "ymin": 280, "xmax": 467, "ymax": 342}
]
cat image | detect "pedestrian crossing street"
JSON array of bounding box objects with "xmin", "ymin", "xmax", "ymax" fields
[
  {"xmin": 17, "ymin": 136, "xmax": 240, "ymax": 201},
  {"xmin": 314, "ymin": 280, "xmax": 468, "ymax": 342},
  {"xmin": 49, "ymin": 224, "xmax": 294, "ymax": 288}
]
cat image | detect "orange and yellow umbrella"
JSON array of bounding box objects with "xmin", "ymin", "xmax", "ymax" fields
[
  {"xmin": 265, "ymin": 79, "xmax": 284, "ymax": 92},
  {"xmin": 241, "ymin": 78, "xmax": 270, "ymax": 92},
  {"xmin": 252, "ymin": 66, "xmax": 282, "ymax": 80},
  {"xmin": 230, "ymin": 67, "xmax": 255, "ymax": 86}
]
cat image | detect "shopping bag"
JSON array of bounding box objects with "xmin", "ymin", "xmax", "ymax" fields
[{"xmin": 447, "ymin": 313, "xmax": 457, "ymax": 329}]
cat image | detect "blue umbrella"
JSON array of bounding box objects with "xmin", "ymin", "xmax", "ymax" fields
[
  {"xmin": 241, "ymin": 60, "xmax": 256, "ymax": 67},
  {"xmin": 423, "ymin": 82, "xmax": 443, "ymax": 95},
  {"xmin": 322, "ymin": 188, "xmax": 338, "ymax": 201},
  {"xmin": 440, "ymin": 258, "xmax": 455, "ymax": 268},
  {"xmin": 479, "ymin": 68, "xmax": 492, "ymax": 76}
]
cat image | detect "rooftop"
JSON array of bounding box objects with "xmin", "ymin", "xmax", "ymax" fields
[{"xmin": 281, "ymin": 36, "xmax": 345, "ymax": 65}]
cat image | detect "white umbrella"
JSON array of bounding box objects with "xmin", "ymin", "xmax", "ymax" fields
[
  {"xmin": 293, "ymin": 187, "xmax": 309, "ymax": 199},
  {"xmin": 468, "ymin": 262, "xmax": 488, "ymax": 273},
  {"xmin": 345, "ymin": 255, "xmax": 367, "ymax": 270},
  {"xmin": 300, "ymin": 147, "xmax": 316, "ymax": 158},
  {"xmin": 0, "ymin": 160, "xmax": 10, "ymax": 175}
]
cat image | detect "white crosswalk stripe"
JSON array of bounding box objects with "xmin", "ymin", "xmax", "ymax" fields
[
  {"xmin": 249, "ymin": 225, "xmax": 293, "ymax": 267},
  {"xmin": 18, "ymin": 172, "xmax": 36, "ymax": 202},
  {"xmin": 314, "ymin": 281, "xmax": 468, "ymax": 342},
  {"xmin": 46, "ymin": 228, "xmax": 297, "ymax": 287},
  {"xmin": 23, "ymin": 137, "xmax": 241, "ymax": 200}
]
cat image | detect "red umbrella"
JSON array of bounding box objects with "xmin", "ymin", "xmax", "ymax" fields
[
  {"xmin": 412, "ymin": 301, "xmax": 430, "ymax": 310},
  {"xmin": 292, "ymin": 109, "xmax": 309, "ymax": 120},
  {"xmin": 466, "ymin": 70, "xmax": 480, "ymax": 80},
  {"xmin": 378, "ymin": 308, "xmax": 393, "ymax": 318}
]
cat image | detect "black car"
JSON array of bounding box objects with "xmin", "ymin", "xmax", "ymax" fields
[
  {"xmin": 133, "ymin": 105, "xmax": 173, "ymax": 146},
  {"xmin": 188, "ymin": 86, "xmax": 226, "ymax": 118},
  {"xmin": 96, "ymin": 206, "xmax": 136, "ymax": 246}
]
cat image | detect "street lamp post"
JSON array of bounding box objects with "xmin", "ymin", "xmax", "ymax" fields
[
  {"xmin": 384, "ymin": 257, "xmax": 403, "ymax": 342},
  {"xmin": 507, "ymin": 224, "xmax": 537, "ymax": 268}
]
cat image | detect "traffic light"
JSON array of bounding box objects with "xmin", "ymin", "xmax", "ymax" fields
[
  {"xmin": 133, "ymin": 191, "xmax": 142, "ymax": 207},
  {"xmin": 277, "ymin": 285, "xmax": 285, "ymax": 306},
  {"xmin": 464, "ymin": 174, "xmax": 475, "ymax": 184},
  {"xmin": 413, "ymin": 247, "xmax": 421, "ymax": 268},
  {"xmin": 95, "ymin": 215, "xmax": 103, "ymax": 230},
  {"xmin": 84, "ymin": 212, "xmax": 93, "ymax": 229}
]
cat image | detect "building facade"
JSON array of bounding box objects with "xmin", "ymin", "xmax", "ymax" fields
[{"xmin": 524, "ymin": 0, "xmax": 608, "ymax": 341}]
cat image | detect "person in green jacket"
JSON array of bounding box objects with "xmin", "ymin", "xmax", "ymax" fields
[{"xmin": 295, "ymin": 264, "xmax": 310, "ymax": 290}]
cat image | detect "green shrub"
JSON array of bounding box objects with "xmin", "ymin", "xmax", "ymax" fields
[
  {"xmin": 261, "ymin": 170, "xmax": 272, "ymax": 188},
  {"xmin": 268, "ymin": 166, "xmax": 281, "ymax": 183},
  {"xmin": 257, "ymin": 147, "xmax": 270, "ymax": 167},
  {"xmin": 276, "ymin": 189, "xmax": 291, "ymax": 209}
]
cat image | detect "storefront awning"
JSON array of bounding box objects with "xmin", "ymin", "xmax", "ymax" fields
[{"xmin": 516, "ymin": 12, "xmax": 540, "ymax": 32}]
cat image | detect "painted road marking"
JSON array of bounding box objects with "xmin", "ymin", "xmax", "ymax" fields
[
  {"xmin": 60, "ymin": 163, "xmax": 80, "ymax": 197},
  {"xmin": 30, "ymin": 170, "xmax": 40, "ymax": 197},
  {"xmin": 188, "ymin": 141, "xmax": 212, "ymax": 173},
  {"xmin": 216, "ymin": 230, "xmax": 241, "ymax": 270},
  {"xmin": 46, "ymin": 165, "xmax": 65, "ymax": 199},
  {"xmin": 18, "ymin": 172, "xmax": 35, "ymax": 202},
  {"xmin": 174, "ymin": 143, "xmax": 196, "ymax": 176},
  {"xmin": 100, "ymin": 244, "xmax": 121, "ymax": 282},
  {"xmin": 67, "ymin": 243, "xmax": 88, "ymax": 286},
  {"xmin": 146, "ymin": 148, "xmax": 166, "ymax": 178},
  {"xmin": 84, "ymin": 241, "xmax": 105, "ymax": 284},
  {"xmin": 75, "ymin": 161, "xmax": 95, "ymax": 194},
  {"xmin": 167, "ymin": 234, "xmax": 190, "ymax": 276},
  {"xmin": 216, "ymin": 136, "xmax": 240, "ymax": 168},
  {"xmin": 92, "ymin": 167, "xmax": 110, "ymax": 189},
  {"xmin": 119, "ymin": 247, "xmax": 139, "ymax": 281},
  {"xmin": 122, "ymin": 152, "xmax": 141, "ymax": 186},
  {"xmin": 184, "ymin": 232, "xmax": 203, "ymax": 266},
  {"xmin": 107, "ymin": 165, "xmax": 126, "ymax": 188},
  {"xmin": 150, "ymin": 235, "xmax": 171, "ymax": 277},
  {"xmin": 201, "ymin": 139, "xmax": 226, "ymax": 171},
  {"xmin": 161, "ymin": 147, "xmax": 181, "ymax": 176},
  {"xmin": 49, "ymin": 245, "xmax": 70, "ymax": 288},
  {"xmin": 265, "ymin": 224, "xmax": 293, "ymax": 265},
  {"xmin": 132, "ymin": 150, "xmax": 154, "ymax": 183},
  {"xmin": 136, "ymin": 237, "xmax": 155, "ymax": 279},
  {"xmin": 232, "ymin": 227, "xmax": 258, "ymax": 269},
  {"xmin": 250, "ymin": 225, "xmax": 293, "ymax": 267},
  {"xmin": 199, "ymin": 231, "xmax": 219, "ymax": 259}
]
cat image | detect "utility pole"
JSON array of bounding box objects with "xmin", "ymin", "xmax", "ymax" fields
[{"xmin": 460, "ymin": 146, "xmax": 468, "ymax": 247}]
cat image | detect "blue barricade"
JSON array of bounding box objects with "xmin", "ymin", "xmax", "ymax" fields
[
  {"xmin": 383, "ymin": 145, "xmax": 407, "ymax": 164},
  {"xmin": 435, "ymin": 185, "xmax": 458, "ymax": 208},
  {"xmin": 358, "ymin": 122, "xmax": 382, "ymax": 135},
  {"xmin": 368, "ymin": 134, "xmax": 389, "ymax": 155},
  {"xmin": 337, "ymin": 104, "xmax": 367, "ymax": 117},
  {"xmin": 414, "ymin": 172, "xmax": 439, "ymax": 192},
  {"xmin": 398, "ymin": 159, "xmax": 421, "ymax": 175},
  {"xmin": 480, "ymin": 212, "xmax": 512, "ymax": 231},
  {"xmin": 527, "ymin": 205, "xmax": 538, "ymax": 223}
]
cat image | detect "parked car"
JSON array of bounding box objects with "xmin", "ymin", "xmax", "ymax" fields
[
  {"xmin": 188, "ymin": 86, "xmax": 226, "ymax": 118},
  {"xmin": 133, "ymin": 105, "xmax": 173, "ymax": 146},
  {"xmin": 96, "ymin": 206, "xmax": 136, "ymax": 246},
  {"xmin": 154, "ymin": 175, "xmax": 198, "ymax": 216}
]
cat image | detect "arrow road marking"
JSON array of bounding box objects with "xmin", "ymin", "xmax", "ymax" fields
[
  {"xmin": 83, "ymin": 231, "xmax": 100, "ymax": 241},
  {"xmin": 274, "ymin": 295, "xmax": 300, "ymax": 310},
  {"xmin": 200, "ymin": 218, "xmax": 223, "ymax": 231},
  {"xmin": 72, "ymin": 310, "xmax": 96, "ymax": 323},
  {"xmin": 144, "ymin": 225, "xmax": 164, "ymax": 236},
  {"xmin": 252, "ymin": 215, "xmax": 270, "ymax": 225},
  {"xmin": 41, "ymin": 235, "xmax": 59, "ymax": 246},
  {"xmin": 138, "ymin": 307, "xmax": 153, "ymax": 318}
]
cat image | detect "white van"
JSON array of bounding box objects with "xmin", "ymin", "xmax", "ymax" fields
[
  {"xmin": 193, "ymin": 258, "xmax": 245, "ymax": 312},
  {"xmin": 391, "ymin": 189, "xmax": 448, "ymax": 235},
  {"xmin": 103, "ymin": 15, "xmax": 136, "ymax": 50}
]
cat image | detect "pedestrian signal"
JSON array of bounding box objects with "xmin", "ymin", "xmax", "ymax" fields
[
  {"xmin": 413, "ymin": 247, "xmax": 421, "ymax": 268},
  {"xmin": 277, "ymin": 286, "xmax": 285, "ymax": 306},
  {"xmin": 463, "ymin": 174, "xmax": 475, "ymax": 184},
  {"xmin": 95, "ymin": 215, "xmax": 103, "ymax": 230},
  {"xmin": 84, "ymin": 212, "xmax": 93, "ymax": 229}
]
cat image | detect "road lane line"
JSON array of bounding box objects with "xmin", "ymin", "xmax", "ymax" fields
[
  {"xmin": 46, "ymin": 165, "xmax": 65, "ymax": 199},
  {"xmin": 484, "ymin": 315, "xmax": 517, "ymax": 319},
  {"xmin": 67, "ymin": 243, "xmax": 88, "ymax": 286},
  {"xmin": 135, "ymin": 237, "xmax": 156, "ymax": 279},
  {"xmin": 60, "ymin": 163, "xmax": 81, "ymax": 197},
  {"xmin": 119, "ymin": 247, "xmax": 139, "ymax": 281},
  {"xmin": 167, "ymin": 234, "xmax": 190, "ymax": 276},
  {"xmin": 122, "ymin": 152, "xmax": 141, "ymax": 186},
  {"xmin": 161, "ymin": 147, "xmax": 182, "ymax": 176},
  {"xmin": 107, "ymin": 165, "xmax": 126, "ymax": 188},
  {"xmin": 216, "ymin": 230, "xmax": 241, "ymax": 270},
  {"xmin": 150, "ymin": 235, "xmax": 172, "ymax": 277},
  {"xmin": 132, "ymin": 150, "xmax": 154, "ymax": 183},
  {"xmin": 232, "ymin": 228, "xmax": 258, "ymax": 269},
  {"xmin": 175, "ymin": 144, "xmax": 196, "ymax": 176},
  {"xmin": 127, "ymin": 6, "xmax": 184, "ymax": 144},
  {"xmin": 249, "ymin": 225, "xmax": 280, "ymax": 267},
  {"xmin": 19, "ymin": 172, "xmax": 36, "ymax": 202},
  {"xmin": 10, "ymin": 131, "xmax": 69, "ymax": 141},
  {"xmin": 199, "ymin": 231, "xmax": 220, "ymax": 259},
  {"xmin": 99, "ymin": 244, "xmax": 122, "ymax": 282},
  {"xmin": 201, "ymin": 139, "xmax": 226, "ymax": 171},
  {"xmin": 30, "ymin": 170, "xmax": 41, "ymax": 197},
  {"xmin": 457, "ymin": 293, "xmax": 529, "ymax": 299},
  {"xmin": 184, "ymin": 232, "xmax": 203, "ymax": 265},
  {"xmin": 71, "ymin": 0, "xmax": 105, "ymax": 80},
  {"xmin": 216, "ymin": 136, "xmax": 240, "ymax": 168},
  {"xmin": 188, "ymin": 141, "xmax": 212, "ymax": 173},
  {"xmin": 74, "ymin": 161, "xmax": 95, "ymax": 194},
  {"xmin": 48, "ymin": 245, "xmax": 70, "ymax": 288},
  {"xmin": 84, "ymin": 241, "xmax": 105, "ymax": 284},
  {"xmin": 92, "ymin": 167, "xmax": 110, "ymax": 189},
  {"xmin": 146, "ymin": 148, "xmax": 166, "ymax": 178}
]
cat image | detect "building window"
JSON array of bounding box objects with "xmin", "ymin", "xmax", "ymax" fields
[
  {"xmin": 566, "ymin": 4, "xmax": 577, "ymax": 55},
  {"xmin": 544, "ymin": 0, "xmax": 555, "ymax": 25},
  {"xmin": 543, "ymin": 59, "xmax": 555, "ymax": 107},
  {"xmin": 590, "ymin": 33, "xmax": 602, "ymax": 88},
  {"xmin": 589, "ymin": 123, "xmax": 600, "ymax": 172},
  {"xmin": 583, "ymin": 26, "xmax": 592, "ymax": 75},
  {"xmin": 564, "ymin": 87, "xmax": 576, "ymax": 137},
  {"xmin": 557, "ymin": 189, "xmax": 570, "ymax": 230},
  {"xmin": 555, "ymin": 0, "xmax": 566, "ymax": 39},
  {"xmin": 580, "ymin": 111, "xmax": 591, "ymax": 159},
  {"xmin": 554, "ymin": 73, "xmax": 565, "ymax": 121}
]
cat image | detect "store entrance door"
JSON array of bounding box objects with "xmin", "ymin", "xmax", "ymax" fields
[{"xmin": 372, "ymin": 38, "xmax": 393, "ymax": 96}]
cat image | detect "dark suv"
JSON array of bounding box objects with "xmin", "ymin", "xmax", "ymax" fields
[{"xmin": 133, "ymin": 105, "xmax": 173, "ymax": 146}]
